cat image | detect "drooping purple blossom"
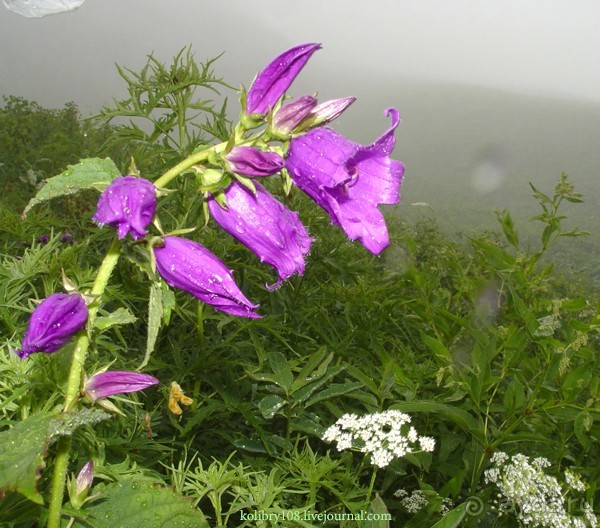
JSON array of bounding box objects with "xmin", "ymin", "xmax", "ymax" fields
[
  {"xmin": 208, "ymin": 182, "xmax": 312, "ymax": 290},
  {"xmin": 246, "ymin": 43, "xmax": 321, "ymax": 115},
  {"xmin": 271, "ymin": 95, "xmax": 317, "ymax": 135},
  {"xmin": 15, "ymin": 293, "xmax": 88, "ymax": 359},
  {"xmin": 286, "ymin": 108, "xmax": 405, "ymax": 255},
  {"xmin": 225, "ymin": 146, "xmax": 284, "ymax": 177},
  {"xmin": 153, "ymin": 236, "xmax": 260, "ymax": 318},
  {"xmin": 93, "ymin": 176, "xmax": 156, "ymax": 240},
  {"xmin": 84, "ymin": 371, "xmax": 159, "ymax": 403}
]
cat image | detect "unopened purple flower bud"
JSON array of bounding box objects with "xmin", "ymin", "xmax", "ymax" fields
[
  {"xmin": 153, "ymin": 236, "xmax": 260, "ymax": 318},
  {"xmin": 225, "ymin": 146, "xmax": 284, "ymax": 177},
  {"xmin": 271, "ymin": 95, "xmax": 317, "ymax": 135},
  {"xmin": 93, "ymin": 176, "xmax": 156, "ymax": 240},
  {"xmin": 302, "ymin": 96, "xmax": 356, "ymax": 129},
  {"xmin": 208, "ymin": 182, "xmax": 311, "ymax": 290},
  {"xmin": 38, "ymin": 234, "xmax": 50, "ymax": 245},
  {"xmin": 246, "ymin": 43, "xmax": 321, "ymax": 115},
  {"xmin": 15, "ymin": 293, "xmax": 88, "ymax": 360},
  {"xmin": 69, "ymin": 460, "xmax": 94, "ymax": 509},
  {"xmin": 75, "ymin": 460, "xmax": 94, "ymax": 496},
  {"xmin": 84, "ymin": 371, "xmax": 159, "ymax": 403}
]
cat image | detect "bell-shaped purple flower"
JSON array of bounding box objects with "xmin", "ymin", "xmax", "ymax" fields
[
  {"xmin": 271, "ymin": 95, "xmax": 317, "ymax": 135},
  {"xmin": 93, "ymin": 176, "xmax": 156, "ymax": 240},
  {"xmin": 225, "ymin": 146, "xmax": 284, "ymax": 177},
  {"xmin": 246, "ymin": 43, "xmax": 321, "ymax": 115},
  {"xmin": 286, "ymin": 108, "xmax": 405, "ymax": 255},
  {"xmin": 15, "ymin": 293, "xmax": 88, "ymax": 360},
  {"xmin": 153, "ymin": 236, "xmax": 260, "ymax": 318},
  {"xmin": 208, "ymin": 182, "xmax": 312, "ymax": 290},
  {"xmin": 84, "ymin": 371, "xmax": 159, "ymax": 403}
]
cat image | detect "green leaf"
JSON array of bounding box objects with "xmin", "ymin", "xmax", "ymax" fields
[
  {"xmin": 430, "ymin": 502, "xmax": 468, "ymax": 528},
  {"xmin": 267, "ymin": 351, "xmax": 293, "ymax": 391},
  {"xmin": 422, "ymin": 334, "xmax": 453, "ymax": 363},
  {"xmin": 364, "ymin": 494, "xmax": 390, "ymax": 528},
  {"xmin": 304, "ymin": 381, "xmax": 363, "ymax": 408},
  {"xmin": 95, "ymin": 307, "xmax": 137, "ymax": 331},
  {"xmin": 0, "ymin": 413, "xmax": 56, "ymax": 504},
  {"xmin": 574, "ymin": 411, "xmax": 593, "ymax": 450},
  {"xmin": 391, "ymin": 401, "xmax": 485, "ymax": 443},
  {"xmin": 23, "ymin": 157, "xmax": 121, "ymax": 217},
  {"xmin": 139, "ymin": 282, "xmax": 162, "ymax": 370},
  {"xmin": 257, "ymin": 394, "xmax": 286, "ymax": 419},
  {"xmin": 0, "ymin": 409, "xmax": 110, "ymax": 504},
  {"xmin": 70, "ymin": 479, "xmax": 209, "ymax": 527}
]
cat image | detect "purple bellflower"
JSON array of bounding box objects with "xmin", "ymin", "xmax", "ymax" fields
[
  {"xmin": 271, "ymin": 95, "xmax": 317, "ymax": 135},
  {"xmin": 93, "ymin": 176, "xmax": 156, "ymax": 240},
  {"xmin": 246, "ymin": 43, "xmax": 321, "ymax": 115},
  {"xmin": 15, "ymin": 293, "xmax": 88, "ymax": 360},
  {"xmin": 153, "ymin": 236, "xmax": 260, "ymax": 318},
  {"xmin": 286, "ymin": 108, "xmax": 405, "ymax": 255},
  {"xmin": 225, "ymin": 146, "xmax": 284, "ymax": 177},
  {"xmin": 84, "ymin": 371, "xmax": 159, "ymax": 403},
  {"xmin": 208, "ymin": 182, "xmax": 312, "ymax": 290}
]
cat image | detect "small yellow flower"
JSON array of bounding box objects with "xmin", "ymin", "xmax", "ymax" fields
[{"xmin": 168, "ymin": 381, "xmax": 193, "ymax": 415}]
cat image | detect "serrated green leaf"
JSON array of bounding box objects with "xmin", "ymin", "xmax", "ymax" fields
[
  {"xmin": 139, "ymin": 282, "xmax": 162, "ymax": 370},
  {"xmin": 23, "ymin": 158, "xmax": 121, "ymax": 217},
  {"xmin": 258, "ymin": 394, "xmax": 286, "ymax": 419},
  {"xmin": 304, "ymin": 381, "xmax": 363, "ymax": 408},
  {"xmin": 291, "ymin": 365, "xmax": 345, "ymax": 405},
  {"xmin": 70, "ymin": 479, "xmax": 208, "ymax": 528},
  {"xmin": 95, "ymin": 307, "xmax": 138, "ymax": 331},
  {"xmin": 0, "ymin": 413, "xmax": 56, "ymax": 504},
  {"xmin": 267, "ymin": 351, "xmax": 293, "ymax": 391}
]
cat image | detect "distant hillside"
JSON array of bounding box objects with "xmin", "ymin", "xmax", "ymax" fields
[{"xmin": 309, "ymin": 76, "xmax": 600, "ymax": 285}]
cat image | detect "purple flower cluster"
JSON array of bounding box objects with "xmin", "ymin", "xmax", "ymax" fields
[{"xmin": 17, "ymin": 43, "xmax": 404, "ymax": 366}]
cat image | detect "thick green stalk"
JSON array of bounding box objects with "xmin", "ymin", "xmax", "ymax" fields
[
  {"xmin": 154, "ymin": 142, "xmax": 226, "ymax": 189},
  {"xmin": 47, "ymin": 237, "xmax": 122, "ymax": 528}
]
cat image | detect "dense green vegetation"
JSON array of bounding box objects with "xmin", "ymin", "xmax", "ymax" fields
[{"xmin": 0, "ymin": 51, "xmax": 598, "ymax": 527}]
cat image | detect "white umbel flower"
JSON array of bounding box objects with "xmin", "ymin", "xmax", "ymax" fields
[{"xmin": 321, "ymin": 410, "xmax": 435, "ymax": 468}]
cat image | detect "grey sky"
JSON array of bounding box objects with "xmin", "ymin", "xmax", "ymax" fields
[{"xmin": 1, "ymin": 0, "xmax": 599, "ymax": 113}]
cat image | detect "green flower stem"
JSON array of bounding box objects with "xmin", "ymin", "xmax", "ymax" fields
[
  {"xmin": 154, "ymin": 142, "xmax": 227, "ymax": 189},
  {"xmin": 47, "ymin": 237, "xmax": 122, "ymax": 528},
  {"xmin": 366, "ymin": 466, "xmax": 377, "ymax": 505}
]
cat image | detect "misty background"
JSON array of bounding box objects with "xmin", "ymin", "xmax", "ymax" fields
[{"xmin": 1, "ymin": 0, "xmax": 599, "ymax": 278}]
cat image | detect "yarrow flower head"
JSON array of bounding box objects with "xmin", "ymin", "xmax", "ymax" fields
[
  {"xmin": 322, "ymin": 410, "xmax": 434, "ymax": 468},
  {"xmin": 15, "ymin": 293, "xmax": 88, "ymax": 360},
  {"xmin": 93, "ymin": 176, "xmax": 156, "ymax": 240},
  {"xmin": 286, "ymin": 108, "xmax": 405, "ymax": 255},
  {"xmin": 153, "ymin": 236, "xmax": 260, "ymax": 318},
  {"xmin": 484, "ymin": 452, "xmax": 597, "ymax": 528},
  {"xmin": 246, "ymin": 43, "xmax": 321, "ymax": 116},
  {"xmin": 208, "ymin": 181, "xmax": 311, "ymax": 290}
]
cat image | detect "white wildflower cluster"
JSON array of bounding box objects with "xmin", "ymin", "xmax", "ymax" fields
[
  {"xmin": 484, "ymin": 452, "xmax": 597, "ymax": 528},
  {"xmin": 321, "ymin": 410, "xmax": 435, "ymax": 468},
  {"xmin": 394, "ymin": 489, "xmax": 454, "ymax": 515}
]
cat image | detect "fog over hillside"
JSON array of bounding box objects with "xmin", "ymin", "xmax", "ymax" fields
[{"xmin": 302, "ymin": 76, "xmax": 600, "ymax": 282}]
